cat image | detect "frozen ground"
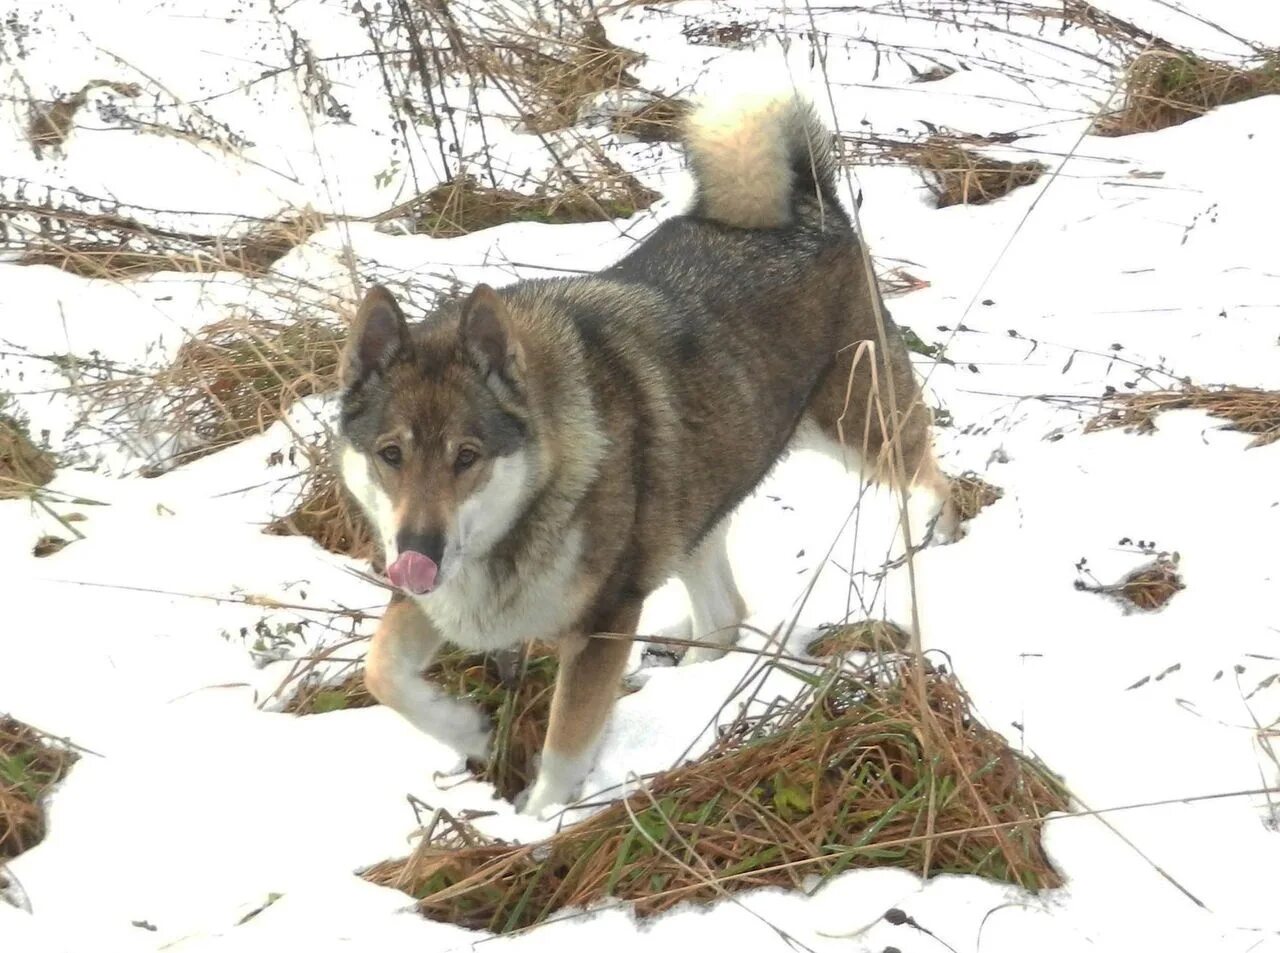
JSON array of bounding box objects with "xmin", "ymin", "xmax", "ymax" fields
[{"xmin": 1, "ymin": 0, "xmax": 1278, "ymax": 950}]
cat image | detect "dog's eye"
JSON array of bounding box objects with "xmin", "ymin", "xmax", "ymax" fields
[
  {"xmin": 455, "ymin": 447, "xmax": 479, "ymax": 472},
  {"xmin": 378, "ymin": 444, "xmax": 402, "ymax": 467}
]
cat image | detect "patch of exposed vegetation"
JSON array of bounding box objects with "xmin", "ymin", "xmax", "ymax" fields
[
  {"xmin": 1098, "ymin": 49, "xmax": 1280, "ymax": 136},
  {"xmin": 365, "ymin": 664, "xmax": 1068, "ymax": 932},
  {"xmin": 98, "ymin": 313, "xmax": 345, "ymax": 468},
  {"xmin": 266, "ymin": 456, "xmax": 378, "ymax": 564},
  {"xmin": 807, "ymin": 620, "xmax": 912, "ymax": 657},
  {"xmin": 1087, "ymin": 385, "xmax": 1280, "ymax": 448},
  {"xmin": 1076, "ymin": 553, "xmax": 1184, "ymax": 612},
  {"xmin": 0, "ymin": 399, "xmax": 55, "ymax": 499},
  {"xmin": 8, "ymin": 199, "xmax": 324, "ymax": 279},
  {"xmin": 912, "ymin": 141, "xmax": 1045, "ymax": 208},
  {"xmin": 681, "ymin": 19, "xmax": 763, "ymax": 49},
  {"xmin": 606, "ymin": 95, "xmax": 689, "ymax": 143},
  {"xmin": 951, "ymin": 473, "xmax": 1005, "ymax": 521},
  {"xmin": 387, "ymin": 173, "xmax": 658, "ymax": 237},
  {"xmin": 27, "ymin": 80, "xmax": 142, "ymax": 155},
  {"xmin": 1, "ymin": 716, "xmax": 77, "ymax": 863}
]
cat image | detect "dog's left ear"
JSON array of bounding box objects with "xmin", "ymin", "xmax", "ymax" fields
[{"xmin": 459, "ymin": 284, "xmax": 524, "ymax": 392}]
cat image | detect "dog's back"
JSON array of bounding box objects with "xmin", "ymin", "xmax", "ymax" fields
[{"xmin": 508, "ymin": 93, "xmax": 879, "ymax": 584}]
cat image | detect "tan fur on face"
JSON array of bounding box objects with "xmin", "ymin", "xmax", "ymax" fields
[{"xmin": 374, "ymin": 424, "xmax": 499, "ymax": 548}]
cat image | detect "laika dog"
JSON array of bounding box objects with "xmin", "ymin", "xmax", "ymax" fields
[{"xmin": 338, "ymin": 91, "xmax": 958, "ymax": 816}]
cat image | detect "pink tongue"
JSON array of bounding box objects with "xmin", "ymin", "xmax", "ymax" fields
[{"xmin": 387, "ymin": 551, "xmax": 439, "ymax": 595}]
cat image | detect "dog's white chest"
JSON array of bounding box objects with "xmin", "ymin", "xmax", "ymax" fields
[{"xmin": 418, "ymin": 527, "xmax": 585, "ymax": 651}]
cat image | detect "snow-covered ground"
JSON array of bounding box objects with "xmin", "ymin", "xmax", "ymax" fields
[{"xmin": 2, "ymin": 0, "xmax": 1278, "ymax": 950}]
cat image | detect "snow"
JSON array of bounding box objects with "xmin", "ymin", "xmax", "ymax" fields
[{"xmin": 2, "ymin": 0, "xmax": 1279, "ymax": 951}]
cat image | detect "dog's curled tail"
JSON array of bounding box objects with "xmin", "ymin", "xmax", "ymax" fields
[{"xmin": 683, "ymin": 91, "xmax": 838, "ymax": 230}]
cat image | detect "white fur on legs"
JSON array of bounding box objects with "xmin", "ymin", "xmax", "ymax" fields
[
  {"xmin": 382, "ymin": 676, "xmax": 491, "ymax": 763},
  {"xmin": 679, "ymin": 521, "xmax": 747, "ymax": 665},
  {"xmin": 364, "ymin": 620, "xmax": 491, "ymax": 763},
  {"xmin": 517, "ymin": 748, "xmax": 598, "ymax": 818}
]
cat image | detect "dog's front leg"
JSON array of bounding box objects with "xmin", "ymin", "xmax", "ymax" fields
[
  {"xmin": 518, "ymin": 605, "xmax": 638, "ymax": 817},
  {"xmin": 364, "ymin": 594, "xmax": 491, "ymax": 762}
]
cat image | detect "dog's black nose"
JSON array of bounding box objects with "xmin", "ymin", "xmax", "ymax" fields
[{"xmin": 395, "ymin": 530, "xmax": 445, "ymax": 565}]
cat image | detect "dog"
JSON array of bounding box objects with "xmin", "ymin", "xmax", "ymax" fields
[{"xmin": 337, "ymin": 90, "xmax": 957, "ymax": 816}]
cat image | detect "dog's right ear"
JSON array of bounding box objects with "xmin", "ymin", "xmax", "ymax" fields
[{"xmin": 343, "ymin": 286, "xmax": 410, "ymax": 387}]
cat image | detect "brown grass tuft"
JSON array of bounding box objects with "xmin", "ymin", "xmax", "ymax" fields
[
  {"xmin": 1086, "ymin": 385, "xmax": 1280, "ymax": 448},
  {"xmin": 912, "ymin": 140, "xmax": 1045, "ymax": 208},
  {"xmin": 396, "ymin": 172, "xmax": 658, "ymax": 237},
  {"xmin": 1078, "ymin": 553, "xmax": 1184, "ymax": 612},
  {"xmin": 807, "ymin": 620, "xmax": 912, "ymax": 657},
  {"xmin": 680, "ymin": 19, "xmax": 763, "ymax": 49},
  {"xmin": 1119, "ymin": 556, "xmax": 1184, "ymax": 611},
  {"xmin": 12, "ymin": 203, "xmax": 324, "ymax": 280},
  {"xmin": 450, "ymin": 14, "xmax": 643, "ymax": 134},
  {"xmin": 951, "ymin": 473, "xmax": 1005, "ymax": 521},
  {"xmin": 1, "ymin": 716, "xmax": 77, "ymax": 863},
  {"xmin": 606, "ymin": 96, "xmax": 690, "ymax": 143},
  {"xmin": 102, "ymin": 313, "xmax": 345, "ymax": 467},
  {"xmin": 1097, "ymin": 49, "xmax": 1280, "ymax": 136},
  {"xmin": 32, "ymin": 535, "xmax": 70, "ymax": 558},
  {"xmin": 364, "ymin": 664, "xmax": 1068, "ymax": 931},
  {"xmin": 28, "ymin": 80, "xmax": 142, "ymax": 154},
  {"xmin": 265, "ymin": 457, "xmax": 378, "ymax": 564},
  {"xmin": 0, "ymin": 408, "xmax": 55, "ymax": 499}
]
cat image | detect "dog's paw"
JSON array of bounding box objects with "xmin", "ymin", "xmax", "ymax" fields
[
  {"xmin": 435, "ymin": 699, "xmax": 492, "ymax": 763},
  {"xmin": 515, "ymin": 779, "xmax": 557, "ymax": 819},
  {"xmin": 515, "ymin": 749, "xmax": 593, "ymax": 817},
  {"xmin": 455, "ymin": 717, "xmax": 492, "ymax": 763}
]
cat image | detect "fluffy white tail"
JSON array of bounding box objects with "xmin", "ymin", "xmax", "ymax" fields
[{"xmin": 682, "ymin": 90, "xmax": 837, "ymax": 229}]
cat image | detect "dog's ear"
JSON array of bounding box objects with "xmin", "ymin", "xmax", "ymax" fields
[
  {"xmin": 343, "ymin": 286, "xmax": 410, "ymax": 387},
  {"xmin": 459, "ymin": 284, "xmax": 524, "ymax": 391}
]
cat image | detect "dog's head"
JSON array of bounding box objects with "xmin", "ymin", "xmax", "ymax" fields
[{"xmin": 337, "ymin": 284, "xmax": 535, "ymax": 596}]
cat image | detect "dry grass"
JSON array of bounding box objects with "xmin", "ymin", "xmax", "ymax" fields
[
  {"xmin": 32, "ymin": 535, "xmax": 70, "ymax": 558},
  {"xmin": 1118, "ymin": 556, "xmax": 1184, "ymax": 611},
  {"xmin": 951, "ymin": 473, "xmax": 1005, "ymax": 521},
  {"xmin": 1098, "ymin": 49, "xmax": 1280, "ymax": 136},
  {"xmin": 680, "ymin": 19, "xmax": 763, "ymax": 49},
  {"xmin": 284, "ymin": 669, "xmax": 378, "ymax": 716},
  {"xmin": 365, "ymin": 664, "xmax": 1068, "ymax": 932},
  {"xmin": 266, "ymin": 456, "xmax": 378, "ymax": 564},
  {"xmin": 28, "ymin": 80, "xmax": 143, "ymax": 154},
  {"xmin": 912, "ymin": 140, "xmax": 1045, "ymax": 208},
  {"xmin": 0, "ymin": 407, "xmax": 55, "ymax": 499},
  {"xmin": 606, "ymin": 96, "xmax": 690, "ymax": 143},
  {"xmin": 0, "ymin": 716, "xmax": 77, "ymax": 863},
  {"xmin": 1078, "ymin": 554, "xmax": 1184, "ymax": 612},
  {"xmin": 10, "ymin": 203, "xmax": 324, "ymax": 280},
  {"xmin": 432, "ymin": 8, "xmax": 643, "ymax": 134},
  {"xmin": 807, "ymin": 620, "xmax": 912, "ymax": 657},
  {"xmin": 1086, "ymin": 385, "xmax": 1280, "ymax": 448},
  {"xmin": 394, "ymin": 173, "xmax": 658, "ymax": 238},
  {"xmin": 837, "ymin": 130, "xmax": 1043, "ymax": 208},
  {"xmin": 96, "ymin": 313, "xmax": 345, "ymax": 468}
]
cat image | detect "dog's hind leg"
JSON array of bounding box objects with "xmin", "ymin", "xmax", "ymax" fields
[
  {"xmin": 519, "ymin": 603, "xmax": 638, "ymax": 817},
  {"xmin": 364, "ymin": 594, "xmax": 491, "ymax": 761},
  {"xmin": 679, "ymin": 519, "xmax": 747, "ymax": 665},
  {"xmin": 801, "ymin": 334, "xmax": 959, "ymax": 543}
]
